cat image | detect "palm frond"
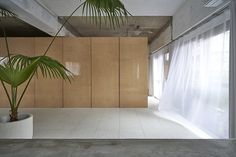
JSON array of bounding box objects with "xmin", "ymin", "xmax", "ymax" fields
[
  {"xmin": 34, "ymin": 55, "xmax": 73, "ymax": 81},
  {"xmin": 0, "ymin": 7, "xmax": 15, "ymax": 18},
  {"xmin": 81, "ymin": 0, "xmax": 131, "ymax": 28},
  {"xmin": 0, "ymin": 57, "xmax": 38, "ymax": 87},
  {"xmin": 0, "ymin": 55, "xmax": 73, "ymax": 87}
]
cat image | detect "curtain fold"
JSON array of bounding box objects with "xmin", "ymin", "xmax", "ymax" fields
[
  {"xmin": 153, "ymin": 52, "xmax": 164, "ymax": 99},
  {"xmin": 229, "ymin": 0, "xmax": 236, "ymax": 138},
  {"xmin": 159, "ymin": 10, "xmax": 230, "ymax": 138},
  {"xmin": 149, "ymin": 56, "xmax": 154, "ymax": 96},
  {"xmin": 150, "ymin": 48, "xmax": 166, "ymax": 100}
]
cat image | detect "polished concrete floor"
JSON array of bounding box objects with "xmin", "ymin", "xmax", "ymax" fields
[
  {"xmin": 0, "ymin": 97, "xmax": 200, "ymax": 139},
  {"xmin": 0, "ymin": 108, "xmax": 199, "ymax": 139},
  {"xmin": 34, "ymin": 108, "xmax": 200, "ymax": 139},
  {"xmin": 0, "ymin": 139, "xmax": 235, "ymax": 157},
  {"xmin": 0, "ymin": 110, "xmax": 200, "ymax": 139}
]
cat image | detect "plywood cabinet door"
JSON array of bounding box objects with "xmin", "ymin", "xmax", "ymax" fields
[
  {"xmin": 0, "ymin": 38, "xmax": 35, "ymax": 108},
  {"xmin": 63, "ymin": 38, "xmax": 91, "ymax": 108},
  {"xmin": 92, "ymin": 37, "xmax": 119, "ymax": 108},
  {"xmin": 120, "ymin": 37, "xmax": 148, "ymax": 108},
  {"xmin": 35, "ymin": 38, "xmax": 63, "ymax": 108}
]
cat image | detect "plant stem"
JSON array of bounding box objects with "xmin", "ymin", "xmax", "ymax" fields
[
  {"xmin": 0, "ymin": 18, "xmax": 15, "ymax": 119},
  {"xmin": 16, "ymin": 72, "xmax": 35, "ymax": 109},
  {"xmin": 9, "ymin": 109, "xmax": 18, "ymax": 122},
  {"xmin": 43, "ymin": 2, "xmax": 85, "ymax": 56},
  {"xmin": 0, "ymin": 24, "xmax": 12, "ymax": 68},
  {"xmin": 14, "ymin": 2, "xmax": 86, "ymax": 111},
  {"xmin": 17, "ymin": 1, "xmax": 86, "ymax": 107},
  {"xmin": 1, "ymin": 81, "xmax": 12, "ymax": 107},
  {"xmin": 11, "ymin": 86, "xmax": 17, "ymax": 109},
  {"xmin": 3, "ymin": 30, "xmax": 11, "ymax": 63},
  {"xmin": 10, "ymin": 86, "xmax": 18, "ymax": 121}
]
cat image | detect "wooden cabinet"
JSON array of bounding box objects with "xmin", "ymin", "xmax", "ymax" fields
[
  {"xmin": 63, "ymin": 38, "xmax": 91, "ymax": 107},
  {"xmin": 91, "ymin": 38, "xmax": 119, "ymax": 107},
  {"xmin": 0, "ymin": 38, "xmax": 35, "ymax": 108},
  {"xmin": 120, "ymin": 37, "xmax": 148, "ymax": 108},
  {"xmin": 34, "ymin": 38, "xmax": 63, "ymax": 108}
]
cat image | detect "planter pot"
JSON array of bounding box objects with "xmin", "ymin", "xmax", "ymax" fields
[{"xmin": 0, "ymin": 113, "xmax": 33, "ymax": 139}]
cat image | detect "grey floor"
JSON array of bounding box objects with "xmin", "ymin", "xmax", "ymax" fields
[{"xmin": 0, "ymin": 139, "xmax": 235, "ymax": 157}]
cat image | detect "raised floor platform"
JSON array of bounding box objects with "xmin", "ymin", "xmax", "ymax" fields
[{"xmin": 0, "ymin": 140, "xmax": 235, "ymax": 157}]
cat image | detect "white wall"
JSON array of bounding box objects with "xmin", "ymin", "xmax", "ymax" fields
[{"xmin": 173, "ymin": 0, "xmax": 230, "ymax": 39}]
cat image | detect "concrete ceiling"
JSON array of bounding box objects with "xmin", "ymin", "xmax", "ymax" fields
[
  {"xmin": 0, "ymin": 17, "xmax": 49, "ymax": 37},
  {"xmin": 62, "ymin": 16, "xmax": 171, "ymax": 42},
  {"xmin": 0, "ymin": 0, "xmax": 182, "ymax": 39},
  {"xmin": 38, "ymin": 0, "xmax": 185, "ymax": 16},
  {"xmin": 37, "ymin": 0, "xmax": 179, "ymax": 41}
]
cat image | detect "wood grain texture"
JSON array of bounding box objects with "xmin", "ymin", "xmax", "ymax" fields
[
  {"xmin": 0, "ymin": 38, "xmax": 35, "ymax": 108},
  {"xmin": 63, "ymin": 38, "xmax": 92, "ymax": 108},
  {"xmin": 120, "ymin": 37, "xmax": 148, "ymax": 108},
  {"xmin": 92, "ymin": 37, "xmax": 119, "ymax": 108},
  {"xmin": 34, "ymin": 38, "xmax": 63, "ymax": 108}
]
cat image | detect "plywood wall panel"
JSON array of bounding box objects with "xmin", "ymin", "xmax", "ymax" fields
[
  {"xmin": 0, "ymin": 37, "xmax": 148, "ymax": 109},
  {"xmin": 63, "ymin": 38, "xmax": 91, "ymax": 108},
  {"xmin": 35, "ymin": 38, "xmax": 63, "ymax": 108},
  {"xmin": 0, "ymin": 38, "xmax": 35, "ymax": 108},
  {"xmin": 120, "ymin": 37, "xmax": 148, "ymax": 108},
  {"xmin": 91, "ymin": 37, "xmax": 119, "ymax": 108}
]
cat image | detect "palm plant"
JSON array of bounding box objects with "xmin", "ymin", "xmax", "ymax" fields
[{"xmin": 0, "ymin": 0, "xmax": 130, "ymax": 122}]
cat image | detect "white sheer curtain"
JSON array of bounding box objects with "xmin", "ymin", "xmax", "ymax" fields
[
  {"xmin": 229, "ymin": 0, "xmax": 236, "ymax": 138},
  {"xmin": 149, "ymin": 56, "xmax": 154, "ymax": 96},
  {"xmin": 159, "ymin": 10, "xmax": 230, "ymax": 138},
  {"xmin": 151, "ymin": 49, "xmax": 165, "ymax": 100}
]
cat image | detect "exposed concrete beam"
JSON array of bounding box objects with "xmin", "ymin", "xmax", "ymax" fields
[
  {"xmin": 0, "ymin": 0, "xmax": 79, "ymax": 36},
  {"xmin": 149, "ymin": 18, "xmax": 172, "ymax": 44}
]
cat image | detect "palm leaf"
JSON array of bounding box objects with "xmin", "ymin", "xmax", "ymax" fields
[
  {"xmin": 35, "ymin": 55, "xmax": 73, "ymax": 81},
  {"xmin": 0, "ymin": 8, "xmax": 15, "ymax": 18},
  {"xmin": 81, "ymin": 0, "xmax": 131, "ymax": 28},
  {"xmin": 0, "ymin": 54, "xmax": 38, "ymax": 87},
  {"xmin": 0, "ymin": 55, "xmax": 72, "ymax": 87}
]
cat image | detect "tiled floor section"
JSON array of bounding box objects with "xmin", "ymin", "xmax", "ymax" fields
[{"xmin": 0, "ymin": 108, "xmax": 199, "ymax": 139}]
